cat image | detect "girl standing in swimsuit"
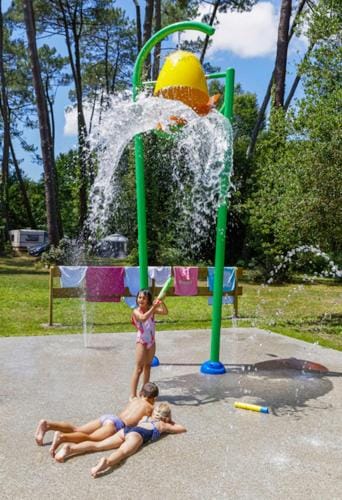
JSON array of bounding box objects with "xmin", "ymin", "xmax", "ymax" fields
[
  {"xmin": 54, "ymin": 403, "xmax": 186, "ymax": 477},
  {"xmin": 130, "ymin": 289, "xmax": 168, "ymax": 400}
]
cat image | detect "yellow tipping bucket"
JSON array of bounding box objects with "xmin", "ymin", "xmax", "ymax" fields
[{"xmin": 154, "ymin": 50, "xmax": 215, "ymax": 116}]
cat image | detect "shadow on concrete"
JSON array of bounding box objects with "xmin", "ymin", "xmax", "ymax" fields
[
  {"xmin": 156, "ymin": 358, "xmax": 338, "ymax": 417},
  {"xmin": 159, "ymin": 357, "xmax": 342, "ymax": 377},
  {"xmin": 251, "ymin": 357, "xmax": 329, "ymax": 372}
]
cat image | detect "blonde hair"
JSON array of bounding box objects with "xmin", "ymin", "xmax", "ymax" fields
[{"xmin": 154, "ymin": 403, "xmax": 172, "ymax": 422}]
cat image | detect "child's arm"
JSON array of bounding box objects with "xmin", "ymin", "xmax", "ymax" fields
[
  {"xmin": 161, "ymin": 421, "xmax": 187, "ymax": 434},
  {"xmin": 153, "ymin": 299, "xmax": 168, "ymax": 315},
  {"xmin": 133, "ymin": 303, "xmax": 159, "ymax": 322}
]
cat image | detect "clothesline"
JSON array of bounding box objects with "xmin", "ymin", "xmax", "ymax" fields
[
  {"xmin": 58, "ymin": 266, "xmax": 236, "ymax": 302},
  {"xmin": 48, "ymin": 266, "xmax": 243, "ymax": 325}
]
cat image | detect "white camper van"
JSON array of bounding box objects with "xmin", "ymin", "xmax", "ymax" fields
[{"xmin": 9, "ymin": 229, "xmax": 48, "ymax": 251}]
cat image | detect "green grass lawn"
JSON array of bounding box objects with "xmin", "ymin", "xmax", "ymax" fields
[{"xmin": 0, "ymin": 256, "xmax": 341, "ymax": 350}]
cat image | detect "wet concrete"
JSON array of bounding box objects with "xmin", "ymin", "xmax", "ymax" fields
[{"xmin": 0, "ymin": 328, "xmax": 341, "ymax": 499}]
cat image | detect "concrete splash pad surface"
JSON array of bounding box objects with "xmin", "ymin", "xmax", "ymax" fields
[{"xmin": 0, "ymin": 328, "xmax": 341, "ymax": 500}]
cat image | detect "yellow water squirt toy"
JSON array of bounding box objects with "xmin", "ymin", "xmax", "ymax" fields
[
  {"xmin": 234, "ymin": 402, "xmax": 269, "ymax": 414},
  {"xmin": 154, "ymin": 50, "xmax": 219, "ymax": 116}
]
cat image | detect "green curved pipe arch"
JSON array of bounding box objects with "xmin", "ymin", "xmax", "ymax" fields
[{"xmin": 132, "ymin": 21, "xmax": 215, "ymax": 100}]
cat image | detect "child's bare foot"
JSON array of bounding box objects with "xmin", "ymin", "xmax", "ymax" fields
[
  {"xmin": 129, "ymin": 395, "xmax": 137, "ymax": 402},
  {"xmin": 35, "ymin": 419, "xmax": 47, "ymax": 445},
  {"xmin": 91, "ymin": 457, "xmax": 108, "ymax": 478},
  {"xmin": 49, "ymin": 431, "xmax": 61, "ymax": 457},
  {"xmin": 55, "ymin": 444, "xmax": 70, "ymax": 463}
]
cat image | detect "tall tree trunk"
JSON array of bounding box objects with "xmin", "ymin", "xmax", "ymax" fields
[
  {"xmin": 152, "ymin": 0, "xmax": 161, "ymax": 80},
  {"xmin": 104, "ymin": 35, "xmax": 110, "ymax": 95},
  {"xmin": 133, "ymin": 0, "xmax": 142, "ymax": 53},
  {"xmin": 111, "ymin": 45, "xmax": 121, "ymax": 93},
  {"xmin": 200, "ymin": 0, "xmax": 220, "ymax": 64},
  {"xmin": 58, "ymin": 0, "xmax": 89, "ymax": 226},
  {"xmin": 274, "ymin": 0, "xmax": 292, "ymax": 108},
  {"xmin": 23, "ymin": 0, "xmax": 60, "ymax": 245},
  {"xmin": 44, "ymin": 75, "xmax": 55, "ymax": 159},
  {"xmin": 88, "ymin": 86, "xmax": 97, "ymax": 135},
  {"xmin": 0, "ymin": 0, "xmax": 10, "ymax": 239},
  {"xmin": 247, "ymin": 0, "xmax": 307, "ymax": 158},
  {"xmin": 98, "ymin": 88, "xmax": 105, "ymax": 124},
  {"xmin": 9, "ymin": 136, "xmax": 36, "ymax": 228},
  {"xmin": 143, "ymin": 0, "xmax": 154, "ymax": 80},
  {"xmin": 44, "ymin": 75, "xmax": 64, "ymax": 240}
]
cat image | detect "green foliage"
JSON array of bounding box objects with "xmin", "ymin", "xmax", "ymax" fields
[
  {"xmin": 140, "ymin": 131, "xmax": 189, "ymax": 264},
  {"xmin": 217, "ymin": 0, "xmax": 257, "ymax": 13},
  {"xmin": 0, "ymin": 240, "xmax": 13, "ymax": 256},
  {"xmin": 161, "ymin": 0, "xmax": 199, "ymax": 26},
  {"xmin": 40, "ymin": 245, "xmax": 65, "ymax": 267},
  {"xmin": 242, "ymin": 1, "xmax": 342, "ymax": 277},
  {"xmin": 40, "ymin": 238, "xmax": 74, "ymax": 266},
  {"xmin": 234, "ymin": 85, "xmax": 260, "ymax": 137},
  {"xmin": 157, "ymin": 245, "xmax": 184, "ymax": 266},
  {"xmin": 7, "ymin": 172, "xmax": 46, "ymax": 229},
  {"xmin": 226, "ymin": 87, "xmax": 259, "ymax": 263},
  {"xmin": 80, "ymin": 3, "xmax": 136, "ymax": 96},
  {"xmin": 55, "ymin": 151, "xmax": 80, "ymax": 237},
  {"xmin": 245, "ymin": 94, "xmax": 341, "ymax": 276}
]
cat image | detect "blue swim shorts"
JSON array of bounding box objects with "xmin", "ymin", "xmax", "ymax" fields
[{"xmin": 99, "ymin": 414, "xmax": 125, "ymax": 431}]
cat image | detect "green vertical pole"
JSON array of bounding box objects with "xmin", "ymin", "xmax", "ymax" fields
[
  {"xmin": 224, "ymin": 68, "xmax": 235, "ymax": 119},
  {"xmin": 134, "ymin": 134, "xmax": 149, "ymax": 288},
  {"xmin": 201, "ymin": 68, "xmax": 235, "ymax": 374},
  {"xmin": 132, "ymin": 21, "xmax": 215, "ymax": 291},
  {"xmin": 211, "ymin": 68, "xmax": 235, "ymax": 359}
]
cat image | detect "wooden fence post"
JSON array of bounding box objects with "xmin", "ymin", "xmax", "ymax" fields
[{"xmin": 48, "ymin": 266, "xmax": 54, "ymax": 326}]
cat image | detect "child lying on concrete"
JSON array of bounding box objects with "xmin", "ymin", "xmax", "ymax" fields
[
  {"xmin": 35, "ymin": 382, "xmax": 159, "ymax": 457},
  {"xmin": 54, "ymin": 403, "xmax": 186, "ymax": 478}
]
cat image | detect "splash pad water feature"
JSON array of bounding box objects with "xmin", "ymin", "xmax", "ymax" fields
[
  {"xmin": 78, "ymin": 21, "xmax": 236, "ymax": 371},
  {"xmin": 131, "ymin": 21, "xmax": 235, "ymax": 375}
]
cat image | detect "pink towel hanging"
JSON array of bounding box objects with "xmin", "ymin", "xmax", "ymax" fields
[
  {"xmin": 85, "ymin": 267, "xmax": 125, "ymax": 302},
  {"xmin": 174, "ymin": 267, "xmax": 198, "ymax": 296}
]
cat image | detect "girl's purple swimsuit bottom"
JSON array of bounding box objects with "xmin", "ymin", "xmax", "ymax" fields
[{"xmin": 124, "ymin": 423, "xmax": 160, "ymax": 444}]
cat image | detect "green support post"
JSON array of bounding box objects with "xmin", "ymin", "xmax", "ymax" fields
[
  {"xmin": 201, "ymin": 68, "xmax": 235, "ymax": 375},
  {"xmin": 132, "ymin": 21, "xmax": 215, "ymax": 289},
  {"xmin": 134, "ymin": 135, "xmax": 148, "ymax": 287}
]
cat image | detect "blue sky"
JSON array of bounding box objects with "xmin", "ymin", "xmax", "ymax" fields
[{"xmin": 4, "ymin": 0, "xmax": 307, "ymax": 181}]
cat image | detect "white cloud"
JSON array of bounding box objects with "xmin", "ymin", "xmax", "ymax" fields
[
  {"xmin": 178, "ymin": 2, "xmax": 279, "ymax": 59},
  {"xmin": 64, "ymin": 103, "xmax": 100, "ymax": 136}
]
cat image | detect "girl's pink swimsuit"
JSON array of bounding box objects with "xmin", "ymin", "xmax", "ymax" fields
[{"xmin": 132, "ymin": 309, "xmax": 156, "ymax": 349}]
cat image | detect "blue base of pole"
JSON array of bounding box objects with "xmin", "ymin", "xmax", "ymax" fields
[
  {"xmin": 200, "ymin": 360, "xmax": 226, "ymax": 375},
  {"xmin": 151, "ymin": 356, "xmax": 160, "ymax": 367}
]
